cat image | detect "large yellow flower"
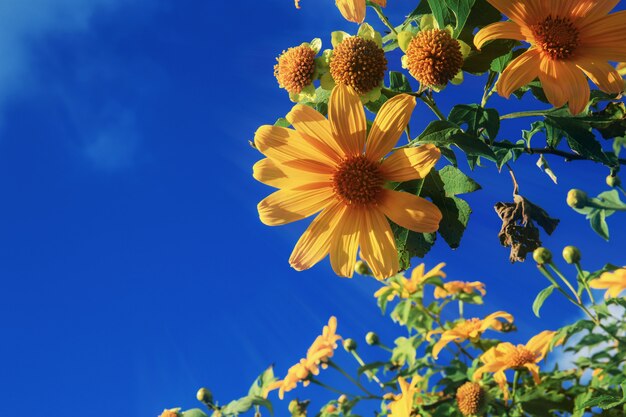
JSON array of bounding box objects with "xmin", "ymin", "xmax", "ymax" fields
[
  {"xmin": 589, "ymin": 267, "xmax": 626, "ymax": 299},
  {"xmin": 473, "ymin": 330, "xmax": 560, "ymax": 400},
  {"xmin": 336, "ymin": 0, "xmax": 387, "ymax": 24},
  {"xmin": 374, "ymin": 262, "xmax": 446, "ymax": 300},
  {"xmin": 474, "ymin": 0, "xmax": 626, "ymax": 115},
  {"xmin": 429, "ymin": 311, "xmax": 514, "ymax": 359},
  {"xmin": 266, "ymin": 317, "xmax": 341, "ymax": 399},
  {"xmin": 254, "ymin": 85, "xmax": 442, "ymax": 279},
  {"xmin": 388, "ymin": 376, "xmax": 421, "ymax": 417},
  {"xmin": 433, "ymin": 280, "xmax": 486, "ymax": 299}
]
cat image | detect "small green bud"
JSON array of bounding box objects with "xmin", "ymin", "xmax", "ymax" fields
[
  {"xmin": 606, "ymin": 174, "xmax": 621, "ymax": 188},
  {"xmin": 343, "ymin": 338, "xmax": 357, "ymax": 352},
  {"xmin": 533, "ymin": 247, "xmax": 552, "ymax": 265},
  {"xmin": 196, "ymin": 387, "xmax": 213, "ymax": 404},
  {"xmin": 397, "ymin": 31, "xmax": 414, "ymax": 53},
  {"xmin": 338, "ymin": 394, "xmax": 348, "ymax": 404},
  {"xmin": 354, "ymin": 260, "xmax": 371, "ymax": 276},
  {"xmin": 566, "ymin": 189, "xmax": 588, "ymax": 209},
  {"xmin": 562, "ymin": 246, "xmax": 581, "ymax": 264},
  {"xmin": 365, "ymin": 331, "xmax": 379, "ymax": 345}
]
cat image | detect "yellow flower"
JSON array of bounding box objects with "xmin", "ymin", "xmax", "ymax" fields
[
  {"xmin": 589, "ymin": 268, "xmax": 626, "ymax": 299},
  {"xmin": 473, "ymin": 330, "xmax": 560, "ymax": 400},
  {"xmin": 456, "ymin": 382, "xmax": 486, "ymax": 417},
  {"xmin": 433, "ymin": 281, "xmax": 486, "ymax": 299},
  {"xmin": 335, "ymin": 0, "xmax": 387, "ymax": 24},
  {"xmin": 158, "ymin": 409, "xmax": 180, "ymax": 417},
  {"xmin": 429, "ymin": 311, "xmax": 513, "ymax": 359},
  {"xmin": 405, "ymin": 29, "xmax": 464, "ymax": 87},
  {"xmin": 388, "ymin": 377, "xmax": 421, "ymax": 417},
  {"xmin": 294, "ymin": 0, "xmax": 301, "ymax": 9},
  {"xmin": 254, "ymin": 85, "xmax": 442, "ymax": 279},
  {"xmin": 374, "ymin": 262, "xmax": 446, "ymax": 300},
  {"xmin": 266, "ymin": 317, "xmax": 341, "ymax": 399},
  {"xmin": 474, "ymin": 0, "xmax": 626, "ymax": 115}
]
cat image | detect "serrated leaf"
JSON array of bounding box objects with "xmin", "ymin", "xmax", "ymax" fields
[
  {"xmin": 427, "ymin": 0, "xmax": 450, "ymax": 28},
  {"xmin": 532, "ymin": 285, "xmax": 555, "ymax": 317},
  {"xmin": 448, "ymin": 104, "xmax": 500, "ymax": 140},
  {"xmin": 388, "ymin": 71, "xmax": 412, "ymax": 93},
  {"xmin": 438, "ymin": 165, "xmax": 482, "ymax": 195},
  {"xmin": 545, "ymin": 116, "xmax": 611, "ymax": 163},
  {"xmin": 445, "ymin": 0, "xmax": 476, "ymax": 36},
  {"xmin": 414, "ymin": 120, "xmax": 461, "ymax": 146},
  {"xmin": 451, "ymin": 132, "xmax": 497, "ymax": 161}
]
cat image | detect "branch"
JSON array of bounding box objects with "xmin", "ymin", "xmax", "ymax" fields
[{"xmin": 491, "ymin": 142, "xmax": 626, "ymax": 165}]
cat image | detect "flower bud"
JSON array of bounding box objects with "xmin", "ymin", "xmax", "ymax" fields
[
  {"xmin": 196, "ymin": 387, "xmax": 213, "ymax": 404},
  {"xmin": 533, "ymin": 247, "xmax": 552, "ymax": 265},
  {"xmin": 566, "ymin": 189, "xmax": 588, "ymax": 209},
  {"xmin": 342, "ymin": 338, "xmax": 357, "ymax": 352},
  {"xmin": 365, "ymin": 331, "xmax": 379, "ymax": 345},
  {"xmin": 397, "ymin": 31, "xmax": 414, "ymax": 53},
  {"xmin": 338, "ymin": 394, "xmax": 348, "ymax": 404},
  {"xmin": 354, "ymin": 260, "xmax": 371, "ymax": 276},
  {"xmin": 562, "ymin": 246, "xmax": 581, "ymax": 264},
  {"xmin": 159, "ymin": 409, "xmax": 180, "ymax": 417},
  {"xmin": 325, "ymin": 405, "xmax": 337, "ymax": 413},
  {"xmin": 606, "ymin": 174, "xmax": 621, "ymax": 188}
]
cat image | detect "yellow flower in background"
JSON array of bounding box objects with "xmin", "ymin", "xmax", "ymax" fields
[
  {"xmin": 158, "ymin": 409, "xmax": 180, "ymax": 417},
  {"xmin": 474, "ymin": 0, "xmax": 626, "ymax": 115},
  {"xmin": 473, "ymin": 330, "xmax": 560, "ymax": 400},
  {"xmin": 373, "ymin": 262, "xmax": 446, "ymax": 300},
  {"xmin": 266, "ymin": 317, "xmax": 341, "ymax": 399},
  {"xmin": 429, "ymin": 311, "xmax": 513, "ymax": 359},
  {"xmin": 336, "ymin": 0, "xmax": 387, "ymax": 24},
  {"xmin": 388, "ymin": 376, "xmax": 421, "ymax": 417},
  {"xmin": 433, "ymin": 281, "xmax": 486, "ymax": 299},
  {"xmin": 294, "ymin": 0, "xmax": 301, "ymax": 9},
  {"xmin": 589, "ymin": 268, "xmax": 626, "ymax": 299},
  {"xmin": 254, "ymin": 85, "xmax": 442, "ymax": 279}
]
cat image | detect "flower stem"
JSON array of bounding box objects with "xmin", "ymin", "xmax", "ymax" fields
[
  {"xmin": 499, "ymin": 109, "xmax": 554, "ymax": 120},
  {"xmin": 350, "ymin": 350, "xmax": 385, "ymax": 389},
  {"xmin": 547, "ymin": 262, "xmax": 581, "ymax": 304},
  {"xmin": 327, "ymin": 360, "xmax": 377, "ymax": 397},
  {"xmin": 419, "ymin": 94, "xmax": 446, "ymax": 121},
  {"xmin": 370, "ymin": 4, "xmax": 398, "ymax": 35},
  {"xmin": 309, "ymin": 377, "xmax": 355, "ymax": 397},
  {"xmin": 575, "ymin": 262, "xmax": 595, "ymax": 305}
]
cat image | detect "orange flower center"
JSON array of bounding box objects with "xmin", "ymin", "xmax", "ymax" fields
[
  {"xmin": 333, "ymin": 155, "xmax": 383, "ymax": 205},
  {"xmin": 406, "ymin": 29, "xmax": 463, "ymax": 86},
  {"xmin": 457, "ymin": 318, "xmax": 482, "ymax": 336},
  {"xmin": 531, "ymin": 16, "xmax": 579, "ymax": 60},
  {"xmin": 510, "ymin": 346, "xmax": 537, "ymax": 367},
  {"xmin": 274, "ymin": 45, "xmax": 316, "ymax": 94}
]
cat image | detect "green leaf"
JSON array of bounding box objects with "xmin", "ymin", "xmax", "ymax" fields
[
  {"xmin": 182, "ymin": 410, "xmax": 208, "ymax": 417},
  {"xmin": 545, "ymin": 116, "xmax": 611, "ymax": 164},
  {"xmin": 532, "ymin": 285, "xmax": 555, "ymax": 317},
  {"xmin": 445, "ymin": 0, "xmax": 476, "ymax": 36},
  {"xmin": 247, "ymin": 366, "xmax": 277, "ymax": 399},
  {"xmin": 589, "ymin": 209, "xmax": 610, "ymax": 241},
  {"xmin": 451, "ymin": 132, "xmax": 497, "ymax": 161},
  {"xmin": 388, "ymin": 71, "xmax": 412, "ymax": 93},
  {"xmin": 391, "ymin": 336, "xmax": 420, "ymax": 367},
  {"xmin": 414, "ymin": 120, "xmax": 461, "ymax": 146},
  {"xmin": 463, "ymin": 40, "xmax": 518, "ymax": 75},
  {"xmin": 427, "ymin": 0, "xmax": 450, "ymax": 28},
  {"xmin": 438, "ymin": 165, "xmax": 482, "ymax": 195},
  {"xmin": 274, "ymin": 118, "xmax": 290, "ymax": 128},
  {"xmin": 448, "ymin": 104, "xmax": 500, "ymax": 140}
]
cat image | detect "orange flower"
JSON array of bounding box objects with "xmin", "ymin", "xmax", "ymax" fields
[
  {"xmin": 254, "ymin": 85, "xmax": 442, "ymax": 279},
  {"xmin": 158, "ymin": 409, "xmax": 180, "ymax": 417},
  {"xmin": 335, "ymin": 0, "xmax": 386, "ymax": 23},
  {"xmin": 429, "ymin": 311, "xmax": 513, "ymax": 359},
  {"xmin": 433, "ymin": 281, "xmax": 486, "ymax": 299},
  {"xmin": 388, "ymin": 377, "xmax": 421, "ymax": 417},
  {"xmin": 266, "ymin": 317, "xmax": 341, "ymax": 399},
  {"xmin": 473, "ymin": 330, "xmax": 560, "ymax": 400},
  {"xmin": 474, "ymin": 0, "xmax": 626, "ymax": 114},
  {"xmin": 374, "ymin": 262, "xmax": 446, "ymax": 300},
  {"xmin": 589, "ymin": 267, "xmax": 626, "ymax": 299}
]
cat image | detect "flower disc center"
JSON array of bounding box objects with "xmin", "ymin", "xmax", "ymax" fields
[
  {"xmin": 532, "ymin": 16, "xmax": 579, "ymax": 60},
  {"xmin": 333, "ymin": 155, "xmax": 383, "ymax": 205},
  {"xmin": 510, "ymin": 347, "xmax": 537, "ymax": 367}
]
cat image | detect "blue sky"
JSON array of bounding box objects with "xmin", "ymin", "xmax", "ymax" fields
[{"xmin": 0, "ymin": 1, "xmax": 624, "ymax": 416}]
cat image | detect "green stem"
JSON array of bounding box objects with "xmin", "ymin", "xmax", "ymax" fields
[
  {"xmin": 350, "ymin": 350, "xmax": 385, "ymax": 389},
  {"xmin": 617, "ymin": 185, "xmax": 626, "ymax": 197},
  {"xmin": 370, "ymin": 4, "xmax": 398, "ymax": 35},
  {"xmin": 575, "ymin": 262, "xmax": 596, "ymax": 305},
  {"xmin": 327, "ymin": 360, "xmax": 377, "ymax": 397},
  {"xmin": 419, "ymin": 94, "xmax": 446, "ymax": 121},
  {"xmin": 537, "ymin": 265, "xmax": 580, "ymax": 308},
  {"xmin": 458, "ymin": 301, "xmax": 464, "ymax": 319},
  {"xmin": 481, "ymin": 71, "xmax": 497, "ymax": 107},
  {"xmin": 500, "ymin": 109, "xmax": 554, "ymax": 120},
  {"xmin": 510, "ymin": 370, "xmax": 521, "ymax": 408},
  {"xmin": 548, "ymin": 263, "xmax": 581, "ymax": 304},
  {"xmin": 309, "ymin": 377, "xmax": 355, "ymax": 397}
]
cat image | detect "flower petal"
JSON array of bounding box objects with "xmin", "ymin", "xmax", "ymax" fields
[
  {"xmin": 287, "ymin": 104, "xmax": 344, "ymax": 161},
  {"xmin": 254, "ymin": 125, "xmax": 336, "ymax": 172},
  {"xmin": 496, "ymin": 49, "xmax": 541, "ymax": 98},
  {"xmin": 486, "ymin": 0, "xmax": 545, "ymax": 24},
  {"xmin": 336, "ymin": 0, "xmax": 366, "ymax": 23},
  {"xmin": 371, "ymin": 0, "xmax": 386, "ymax": 6},
  {"xmin": 538, "ymin": 58, "xmax": 567, "ymax": 108},
  {"xmin": 359, "ymin": 209, "xmax": 398, "ymax": 279},
  {"xmin": 570, "ymin": 0, "xmax": 619, "ymax": 21},
  {"xmin": 258, "ymin": 187, "xmax": 334, "ymax": 226},
  {"xmin": 329, "ymin": 206, "xmax": 362, "ymax": 278},
  {"xmin": 379, "ymin": 144, "xmax": 441, "ymax": 182},
  {"xmin": 253, "ymin": 158, "xmax": 332, "ymax": 189},
  {"xmin": 474, "ymin": 21, "xmax": 525, "ymax": 50},
  {"xmin": 289, "ymin": 202, "xmax": 345, "ymax": 271},
  {"xmin": 329, "ymin": 84, "xmax": 367, "ymax": 156},
  {"xmin": 576, "ymin": 58, "xmax": 624, "ymax": 95},
  {"xmin": 365, "ymin": 94, "xmax": 416, "ymax": 161},
  {"xmin": 379, "ymin": 189, "xmax": 442, "ymax": 233},
  {"xmin": 559, "ymin": 62, "xmax": 591, "ymax": 115}
]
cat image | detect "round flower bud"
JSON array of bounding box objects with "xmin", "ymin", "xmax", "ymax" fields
[
  {"xmin": 342, "ymin": 338, "xmax": 357, "ymax": 352},
  {"xmin": 566, "ymin": 189, "xmax": 588, "ymax": 209},
  {"xmin": 533, "ymin": 247, "xmax": 553, "ymax": 265},
  {"xmin": 354, "ymin": 260, "xmax": 371, "ymax": 276},
  {"xmin": 606, "ymin": 174, "xmax": 621, "ymax": 188},
  {"xmin": 325, "ymin": 405, "xmax": 337, "ymax": 413},
  {"xmin": 338, "ymin": 394, "xmax": 348, "ymax": 404},
  {"xmin": 562, "ymin": 246, "xmax": 581, "ymax": 264},
  {"xmin": 405, "ymin": 29, "xmax": 463, "ymax": 87},
  {"xmin": 159, "ymin": 409, "xmax": 180, "ymax": 417},
  {"xmin": 274, "ymin": 44, "xmax": 317, "ymax": 94},
  {"xmin": 196, "ymin": 387, "xmax": 213, "ymax": 404},
  {"xmin": 365, "ymin": 331, "xmax": 379, "ymax": 345},
  {"xmin": 456, "ymin": 382, "xmax": 486, "ymax": 416},
  {"xmin": 330, "ymin": 36, "xmax": 387, "ymax": 95}
]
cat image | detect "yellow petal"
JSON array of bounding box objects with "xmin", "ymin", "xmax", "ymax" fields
[
  {"xmin": 570, "ymin": 0, "xmax": 619, "ymax": 21},
  {"xmin": 286, "ymin": 104, "xmax": 344, "ymax": 162},
  {"xmin": 359, "ymin": 209, "xmax": 398, "ymax": 279},
  {"xmin": 253, "ymin": 158, "xmax": 331, "ymax": 189},
  {"xmin": 486, "ymin": 0, "xmax": 544, "ymax": 24},
  {"xmin": 329, "ymin": 206, "xmax": 362, "ymax": 278},
  {"xmin": 290, "ymin": 202, "xmax": 345, "ymax": 271},
  {"xmin": 560, "ymin": 62, "xmax": 590, "ymax": 115},
  {"xmin": 496, "ymin": 48, "xmax": 541, "ymax": 98},
  {"xmin": 538, "ymin": 58, "xmax": 567, "ymax": 109},
  {"xmin": 328, "ymin": 84, "xmax": 367, "ymax": 156},
  {"xmin": 576, "ymin": 58, "xmax": 624, "ymax": 95},
  {"xmin": 258, "ymin": 187, "xmax": 334, "ymax": 226},
  {"xmin": 379, "ymin": 189, "xmax": 442, "ymax": 233},
  {"xmin": 379, "ymin": 144, "xmax": 441, "ymax": 182},
  {"xmin": 474, "ymin": 21, "xmax": 524, "ymax": 50},
  {"xmin": 365, "ymin": 94, "xmax": 416, "ymax": 161},
  {"xmin": 335, "ymin": 0, "xmax": 366, "ymax": 23}
]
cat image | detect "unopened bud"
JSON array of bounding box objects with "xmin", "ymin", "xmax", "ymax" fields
[
  {"xmin": 158, "ymin": 409, "xmax": 180, "ymax": 417},
  {"xmin": 338, "ymin": 394, "xmax": 348, "ymax": 404},
  {"xmin": 533, "ymin": 247, "xmax": 552, "ymax": 265},
  {"xmin": 397, "ymin": 31, "xmax": 414, "ymax": 53},
  {"xmin": 566, "ymin": 189, "xmax": 588, "ymax": 209},
  {"xmin": 562, "ymin": 246, "xmax": 581, "ymax": 264},
  {"xmin": 196, "ymin": 387, "xmax": 213, "ymax": 404},
  {"xmin": 365, "ymin": 331, "xmax": 379, "ymax": 345},
  {"xmin": 354, "ymin": 260, "xmax": 371, "ymax": 276},
  {"xmin": 606, "ymin": 174, "xmax": 621, "ymax": 188},
  {"xmin": 325, "ymin": 405, "xmax": 337, "ymax": 413},
  {"xmin": 343, "ymin": 338, "xmax": 357, "ymax": 352}
]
